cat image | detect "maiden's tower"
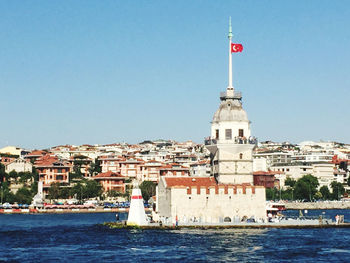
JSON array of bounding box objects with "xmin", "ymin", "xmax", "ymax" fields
[{"xmin": 156, "ymin": 19, "xmax": 266, "ymax": 224}]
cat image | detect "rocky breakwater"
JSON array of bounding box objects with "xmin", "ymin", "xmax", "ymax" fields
[{"xmin": 285, "ymin": 201, "xmax": 350, "ymax": 210}]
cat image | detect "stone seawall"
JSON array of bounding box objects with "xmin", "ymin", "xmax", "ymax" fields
[{"xmin": 285, "ymin": 201, "xmax": 350, "ymax": 210}]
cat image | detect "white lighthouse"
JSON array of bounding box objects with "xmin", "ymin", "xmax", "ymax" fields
[{"xmin": 205, "ymin": 18, "xmax": 256, "ymax": 185}]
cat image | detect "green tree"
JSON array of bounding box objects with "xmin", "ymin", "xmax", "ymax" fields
[
  {"xmin": 1, "ymin": 182, "xmax": 15, "ymax": 203},
  {"xmin": 88, "ymin": 158, "xmax": 102, "ymax": 176},
  {"xmin": 320, "ymin": 185, "xmax": 331, "ymax": 200},
  {"xmin": 70, "ymin": 182, "xmax": 83, "ymax": 201},
  {"xmin": 15, "ymin": 187, "xmax": 32, "ymax": 204},
  {"xmin": 18, "ymin": 171, "xmax": 35, "ymax": 184},
  {"xmin": 69, "ymin": 165, "xmax": 83, "ymax": 183},
  {"xmin": 294, "ymin": 174, "xmax": 319, "ymax": 201},
  {"xmin": 30, "ymin": 181, "xmax": 38, "ymax": 196},
  {"xmin": 84, "ymin": 180, "xmax": 103, "ymax": 198},
  {"xmin": 280, "ymin": 188, "xmax": 293, "ymax": 200},
  {"xmin": 330, "ymin": 181, "xmax": 345, "ymax": 200},
  {"xmin": 314, "ymin": 191, "xmax": 322, "ymax": 200},
  {"xmin": 59, "ymin": 186, "xmax": 71, "ymax": 199},
  {"xmin": 285, "ymin": 178, "xmax": 296, "ymax": 188},
  {"xmin": 107, "ymin": 190, "xmax": 122, "ymax": 197},
  {"xmin": 139, "ymin": 181, "xmax": 156, "ymax": 202},
  {"xmin": 8, "ymin": 170, "xmax": 18, "ymax": 180},
  {"xmin": 266, "ymin": 187, "xmax": 279, "ymax": 200},
  {"xmin": 32, "ymin": 167, "xmax": 39, "ymax": 182},
  {"xmin": 48, "ymin": 182, "xmax": 61, "ymax": 200},
  {"xmin": 0, "ymin": 163, "xmax": 7, "ymax": 185},
  {"xmin": 4, "ymin": 191, "xmax": 16, "ymax": 203}
]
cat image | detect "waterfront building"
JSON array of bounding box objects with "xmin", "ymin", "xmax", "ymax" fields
[
  {"xmin": 271, "ymin": 161, "xmax": 345, "ymax": 189},
  {"xmin": 93, "ymin": 171, "xmax": 128, "ymax": 193},
  {"xmin": 156, "ymin": 20, "xmax": 266, "ymax": 224},
  {"xmin": 34, "ymin": 155, "xmax": 71, "ymax": 193},
  {"xmin": 271, "ymin": 163, "xmax": 313, "ymax": 182}
]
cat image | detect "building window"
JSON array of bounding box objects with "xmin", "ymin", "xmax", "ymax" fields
[
  {"xmin": 225, "ymin": 129, "xmax": 232, "ymax": 140},
  {"xmin": 215, "ymin": 129, "xmax": 219, "ymax": 139},
  {"xmin": 239, "ymin": 129, "xmax": 244, "ymax": 137},
  {"xmin": 56, "ymin": 175, "xmax": 63, "ymax": 180},
  {"xmin": 57, "ymin": 168, "xmax": 62, "ymax": 173},
  {"xmin": 239, "ymin": 153, "xmax": 243, "ymax": 159}
]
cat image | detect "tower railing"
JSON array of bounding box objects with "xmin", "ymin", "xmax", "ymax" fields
[
  {"xmin": 204, "ymin": 136, "xmax": 257, "ymax": 145},
  {"xmin": 220, "ymin": 91, "xmax": 242, "ymax": 100}
]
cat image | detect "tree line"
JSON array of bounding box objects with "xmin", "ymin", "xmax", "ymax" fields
[{"xmin": 266, "ymin": 174, "xmax": 346, "ymax": 201}]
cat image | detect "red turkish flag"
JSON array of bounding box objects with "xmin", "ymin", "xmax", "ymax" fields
[{"xmin": 231, "ymin": 43, "xmax": 243, "ymax": 53}]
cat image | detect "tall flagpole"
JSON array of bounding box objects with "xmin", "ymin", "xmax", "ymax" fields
[{"xmin": 228, "ymin": 17, "xmax": 233, "ymax": 91}]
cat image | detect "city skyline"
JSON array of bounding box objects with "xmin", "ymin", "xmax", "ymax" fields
[{"xmin": 1, "ymin": 1, "xmax": 350, "ymax": 149}]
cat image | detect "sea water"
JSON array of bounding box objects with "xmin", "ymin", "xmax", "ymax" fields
[{"xmin": 0, "ymin": 210, "xmax": 350, "ymax": 262}]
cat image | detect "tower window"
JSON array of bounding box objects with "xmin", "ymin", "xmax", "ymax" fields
[
  {"xmin": 215, "ymin": 129, "xmax": 219, "ymax": 139},
  {"xmin": 225, "ymin": 129, "xmax": 232, "ymax": 140},
  {"xmin": 239, "ymin": 153, "xmax": 243, "ymax": 159},
  {"xmin": 239, "ymin": 129, "xmax": 244, "ymax": 137}
]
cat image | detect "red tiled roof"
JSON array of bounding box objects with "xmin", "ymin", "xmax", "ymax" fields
[
  {"xmin": 26, "ymin": 150, "xmax": 48, "ymax": 157},
  {"xmin": 94, "ymin": 171, "xmax": 125, "ymax": 178},
  {"xmin": 35, "ymin": 155, "xmax": 58, "ymax": 166},
  {"xmin": 190, "ymin": 160, "xmax": 210, "ymax": 166},
  {"xmin": 161, "ymin": 163, "xmax": 189, "ymax": 170},
  {"xmin": 35, "ymin": 155, "xmax": 70, "ymax": 167},
  {"xmin": 164, "ymin": 177, "xmax": 253, "ymax": 188},
  {"xmin": 253, "ymin": 171, "xmax": 278, "ymax": 176},
  {"xmin": 164, "ymin": 177, "xmax": 217, "ymax": 187},
  {"xmin": 147, "ymin": 159, "xmax": 161, "ymax": 163}
]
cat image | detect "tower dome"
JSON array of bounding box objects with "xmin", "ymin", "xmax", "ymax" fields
[{"xmin": 212, "ymin": 99, "xmax": 249, "ymax": 123}]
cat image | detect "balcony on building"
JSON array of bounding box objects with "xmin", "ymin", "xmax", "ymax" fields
[{"xmin": 204, "ymin": 136, "xmax": 257, "ymax": 146}]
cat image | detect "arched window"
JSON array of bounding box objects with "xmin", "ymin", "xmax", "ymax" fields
[{"xmin": 239, "ymin": 153, "xmax": 243, "ymax": 159}]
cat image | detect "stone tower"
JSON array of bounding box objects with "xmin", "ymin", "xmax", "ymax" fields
[{"xmin": 205, "ymin": 18, "xmax": 257, "ymax": 185}]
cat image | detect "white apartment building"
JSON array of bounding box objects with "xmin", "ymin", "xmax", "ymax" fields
[
  {"xmin": 5, "ymin": 158, "xmax": 33, "ymax": 173},
  {"xmin": 253, "ymin": 152, "xmax": 292, "ymax": 168},
  {"xmin": 272, "ymin": 162, "xmax": 343, "ymax": 189},
  {"xmin": 292, "ymin": 152, "xmax": 333, "ymax": 163},
  {"xmin": 189, "ymin": 160, "xmax": 210, "ymax": 177}
]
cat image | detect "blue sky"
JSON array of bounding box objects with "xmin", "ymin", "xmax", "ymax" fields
[{"xmin": 1, "ymin": 0, "xmax": 349, "ymax": 149}]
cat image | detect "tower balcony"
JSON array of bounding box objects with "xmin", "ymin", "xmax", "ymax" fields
[
  {"xmin": 204, "ymin": 136, "xmax": 257, "ymax": 146},
  {"xmin": 220, "ymin": 91, "xmax": 242, "ymax": 100}
]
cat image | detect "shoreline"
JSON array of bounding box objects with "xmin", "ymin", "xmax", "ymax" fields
[
  {"xmin": 285, "ymin": 201, "xmax": 350, "ymax": 210},
  {"xmin": 103, "ymin": 222, "xmax": 350, "ymax": 229},
  {"xmin": 0, "ymin": 207, "xmax": 148, "ymax": 214}
]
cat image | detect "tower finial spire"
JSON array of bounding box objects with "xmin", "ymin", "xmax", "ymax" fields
[
  {"xmin": 228, "ymin": 16, "xmax": 233, "ymax": 40},
  {"xmin": 228, "ymin": 17, "xmax": 233, "ymax": 91}
]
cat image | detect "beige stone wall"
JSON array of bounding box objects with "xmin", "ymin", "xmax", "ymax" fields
[
  {"xmin": 156, "ymin": 180, "xmax": 172, "ymax": 218},
  {"xmin": 158, "ymin": 185, "xmax": 266, "ymax": 223},
  {"xmin": 213, "ymin": 144, "xmax": 254, "ymax": 184}
]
